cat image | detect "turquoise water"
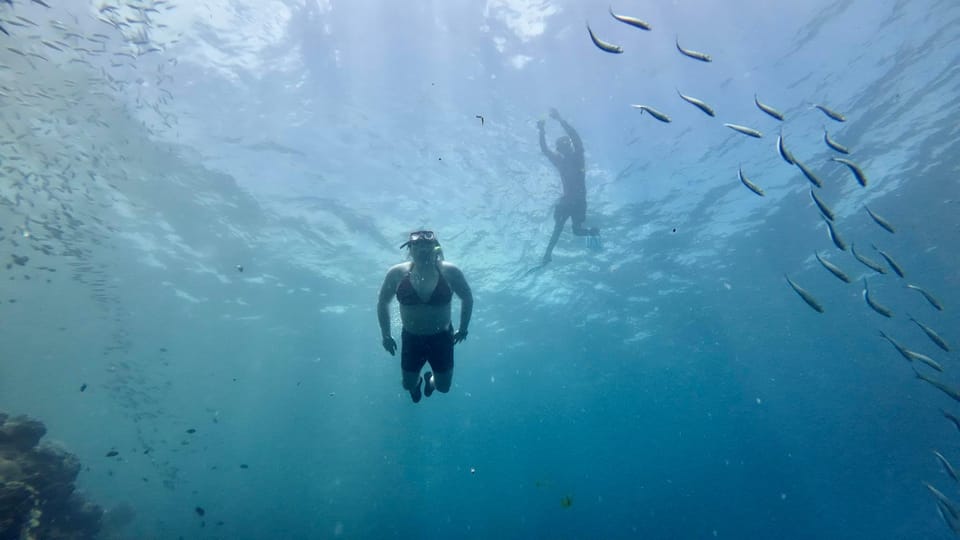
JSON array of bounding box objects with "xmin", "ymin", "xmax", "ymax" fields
[{"xmin": 1, "ymin": 0, "xmax": 959, "ymax": 538}]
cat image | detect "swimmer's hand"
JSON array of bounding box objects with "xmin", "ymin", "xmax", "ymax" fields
[
  {"xmin": 549, "ymin": 107, "xmax": 561, "ymax": 120},
  {"xmin": 382, "ymin": 336, "xmax": 397, "ymax": 355},
  {"xmin": 453, "ymin": 329, "xmax": 468, "ymax": 344},
  {"xmin": 537, "ymin": 119, "xmax": 545, "ymax": 131}
]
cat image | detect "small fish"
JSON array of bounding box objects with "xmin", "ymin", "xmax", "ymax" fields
[
  {"xmin": 864, "ymin": 205, "xmax": 895, "ymax": 233},
  {"xmin": 630, "ymin": 104, "xmax": 671, "ymax": 123},
  {"xmin": 754, "ymin": 95, "xmax": 784, "ymax": 121},
  {"xmin": 915, "ymin": 369, "xmax": 960, "ymax": 404},
  {"xmin": 794, "ymin": 158, "xmax": 824, "ymax": 188},
  {"xmin": 928, "ymin": 482, "xmax": 960, "ymax": 508},
  {"xmin": 724, "ymin": 123, "xmax": 763, "ymax": 138},
  {"xmin": 872, "ymin": 245, "xmax": 905, "ymax": 278},
  {"xmin": 906, "ymin": 284, "xmax": 943, "ymax": 311},
  {"xmin": 195, "ymin": 506, "xmax": 205, "ymax": 517},
  {"xmin": 879, "ymin": 330, "xmax": 914, "ymax": 362},
  {"xmin": 586, "ymin": 24, "xmax": 623, "ymax": 54},
  {"xmin": 810, "ymin": 189, "xmax": 834, "ymax": 221},
  {"xmin": 851, "ymin": 243, "xmax": 887, "ymax": 274},
  {"xmin": 862, "ymin": 278, "xmax": 892, "ymax": 318},
  {"xmin": 815, "ymin": 251, "xmax": 850, "ymax": 283},
  {"xmin": 823, "ymin": 216, "xmax": 847, "ymax": 251},
  {"xmin": 80, "ymin": 383, "xmax": 87, "ymax": 392},
  {"xmin": 784, "ymin": 274, "xmax": 824, "ymax": 313},
  {"xmin": 935, "ymin": 451, "xmax": 960, "ymax": 483},
  {"xmin": 925, "ymin": 482, "xmax": 960, "ymax": 532},
  {"xmin": 777, "ymin": 131, "xmax": 795, "ymax": 165},
  {"xmin": 609, "ymin": 7, "xmax": 651, "ymax": 30},
  {"xmin": 475, "ymin": 114, "xmax": 484, "ymax": 126},
  {"xmin": 41, "ymin": 40, "xmax": 64, "ymax": 52},
  {"xmin": 676, "ymin": 90, "xmax": 715, "ymax": 116},
  {"xmin": 832, "ymin": 157, "xmax": 868, "ymax": 187},
  {"xmin": 240, "ymin": 464, "xmax": 249, "ymax": 469},
  {"xmin": 105, "ymin": 450, "xmax": 119, "ymax": 457},
  {"xmin": 942, "ymin": 410, "xmax": 960, "ymax": 433},
  {"xmin": 907, "ymin": 349, "xmax": 944, "ymax": 372},
  {"xmin": 909, "ymin": 315, "xmax": 951, "ymax": 352},
  {"xmin": 823, "ymin": 129, "xmax": 850, "ymax": 154},
  {"xmin": 937, "ymin": 497, "xmax": 960, "ymax": 535},
  {"xmin": 676, "ymin": 37, "xmax": 711, "ymax": 62},
  {"xmin": 97, "ymin": 16, "xmax": 119, "ymax": 29},
  {"xmin": 186, "ymin": 428, "xmax": 196, "ymax": 434},
  {"xmin": 879, "ymin": 331, "xmax": 942, "ymax": 371},
  {"xmin": 0, "ymin": 23, "xmax": 8, "ymax": 37},
  {"xmin": 737, "ymin": 166, "xmax": 764, "ymax": 197},
  {"xmin": 814, "ymin": 104, "xmax": 846, "ymax": 122},
  {"xmin": 31, "ymin": 0, "xmax": 52, "ymax": 7}
]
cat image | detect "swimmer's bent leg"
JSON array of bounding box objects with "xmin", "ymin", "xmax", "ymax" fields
[
  {"xmin": 425, "ymin": 329, "xmax": 455, "ymax": 394},
  {"xmin": 401, "ymin": 331, "xmax": 428, "ymax": 402}
]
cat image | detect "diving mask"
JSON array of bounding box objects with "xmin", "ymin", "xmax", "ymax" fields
[{"xmin": 400, "ymin": 230, "xmax": 438, "ymax": 249}]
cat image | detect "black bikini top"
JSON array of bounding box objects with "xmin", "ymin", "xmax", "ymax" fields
[{"xmin": 396, "ymin": 267, "xmax": 453, "ymax": 306}]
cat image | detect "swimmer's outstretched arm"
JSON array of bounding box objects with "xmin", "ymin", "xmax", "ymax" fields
[
  {"xmin": 377, "ymin": 266, "xmax": 402, "ymax": 354},
  {"xmin": 445, "ymin": 263, "xmax": 473, "ymax": 340},
  {"xmin": 538, "ymin": 119, "xmax": 560, "ymax": 165},
  {"xmin": 551, "ymin": 109, "xmax": 583, "ymax": 155}
]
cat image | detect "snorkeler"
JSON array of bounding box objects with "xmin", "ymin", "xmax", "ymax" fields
[
  {"xmin": 537, "ymin": 108, "xmax": 601, "ymax": 266},
  {"xmin": 377, "ymin": 230, "xmax": 473, "ymax": 403}
]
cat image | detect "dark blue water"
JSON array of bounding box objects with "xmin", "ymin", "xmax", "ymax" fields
[{"xmin": 1, "ymin": 0, "xmax": 959, "ymax": 538}]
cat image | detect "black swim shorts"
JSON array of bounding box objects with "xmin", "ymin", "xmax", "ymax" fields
[
  {"xmin": 554, "ymin": 196, "xmax": 587, "ymax": 227},
  {"xmin": 401, "ymin": 327, "xmax": 454, "ymax": 374}
]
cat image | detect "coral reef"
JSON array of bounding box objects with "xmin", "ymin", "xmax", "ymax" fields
[{"xmin": 0, "ymin": 412, "xmax": 102, "ymax": 540}]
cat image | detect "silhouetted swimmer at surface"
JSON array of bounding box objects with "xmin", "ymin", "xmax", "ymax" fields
[
  {"xmin": 537, "ymin": 108, "xmax": 601, "ymax": 267},
  {"xmin": 377, "ymin": 230, "xmax": 473, "ymax": 403}
]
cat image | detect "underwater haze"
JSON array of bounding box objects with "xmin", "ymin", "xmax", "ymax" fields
[{"xmin": 2, "ymin": 0, "xmax": 960, "ymax": 538}]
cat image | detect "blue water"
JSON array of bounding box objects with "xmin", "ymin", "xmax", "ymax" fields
[{"xmin": 2, "ymin": 0, "xmax": 959, "ymax": 538}]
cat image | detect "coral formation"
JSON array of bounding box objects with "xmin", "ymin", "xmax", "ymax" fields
[{"xmin": 0, "ymin": 412, "xmax": 102, "ymax": 540}]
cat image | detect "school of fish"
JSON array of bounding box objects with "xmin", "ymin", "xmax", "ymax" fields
[
  {"xmin": 588, "ymin": 7, "xmax": 956, "ymax": 535},
  {"xmin": 0, "ymin": 0, "xmax": 196, "ymax": 505}
]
